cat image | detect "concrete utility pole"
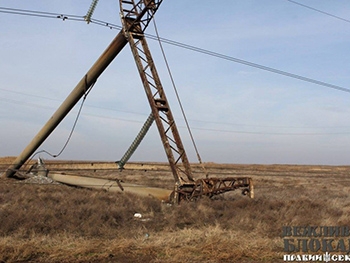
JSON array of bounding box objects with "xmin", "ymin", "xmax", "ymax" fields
[
  {"xmin": 4, "ymin": 31, "xmax": 128, "ymax": 178},
  {"xmin": 4, "ymin": 0, "xmax": 164, "ymax": 178}
]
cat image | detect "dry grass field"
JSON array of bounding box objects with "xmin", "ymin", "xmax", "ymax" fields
[{"xmin": 1, "ymin": 157, "xmax": 350, "ymax": 262}]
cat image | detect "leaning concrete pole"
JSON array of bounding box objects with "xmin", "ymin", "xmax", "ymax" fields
[{"xmin": 4, "ymin": 31, "xmax": 127, "ymax": 178}]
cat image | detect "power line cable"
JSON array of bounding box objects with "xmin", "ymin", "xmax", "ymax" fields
[
  {"xmin": 89, "ymin": 18, "xmax": 121, "ymax": 29},
  {"xmin": 0, "ymin": 6, "xmax": 84, "ymax": 21},
  {"xmin": 286, "ymin": 0, "xmax": 350, "ymax": 24},
  {"xmin": 149, "ymin": 36, "xmax": 350, "ymax": 94},
  {"xmin": 28, "ymin": 81, "xmax": 96, "ymax": 163},
  {"xmin": 153, "ymin": 17, "xmax": 209, "ymax": 176},
  {"xmin": 190, "ymin": 126, "xmax": 350, "ymax": 136},
  {"xmin": 2, "ymin": 89, "xmax": 350, "ymax": 130},
  {"xmin": 2, "ymin": 95, "xmax": 350, "ymax": 135},
  {"xmin": 0, "ymin": 6, "xmax": 82, "ymax": 18},
  {"xmin": 0, "ymin": 88, "xmax": 147, "ymax": 117},
  {"xmin": 4, "ymin": 100, "xmax": 350, "ymax": 136},
  {"xmin": 152, "ymin": 18, "xmax": 204, "ymax": 163},
  {"xmin": 1, "ymin": 6, "xmax": 349, "ymax": 94}
]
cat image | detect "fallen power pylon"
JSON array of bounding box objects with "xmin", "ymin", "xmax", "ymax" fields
[{"xmin": 3, "ymin": 0, "xmax": 253, "ymax": 203}]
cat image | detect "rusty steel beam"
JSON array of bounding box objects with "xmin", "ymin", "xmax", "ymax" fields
[{"xmin": 177, "ymin": 177, "xmax": 254, "ymax": 202}]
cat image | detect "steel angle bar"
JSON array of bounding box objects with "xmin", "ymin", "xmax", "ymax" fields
[{"xmin": 177, "ymin": 177, "xmax": 254, "ymax": 201}]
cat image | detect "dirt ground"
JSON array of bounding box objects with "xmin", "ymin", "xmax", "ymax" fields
[{"xmin": 1, "ymin": 157, "xmax": 350, "ymax": 262}]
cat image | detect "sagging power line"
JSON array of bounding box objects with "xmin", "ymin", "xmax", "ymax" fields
[
  {"xmin": 0, "ymin": 6, "xmax": 349, "ymax": 94},
  {"xmin": 2, "ymin": 95, "xmax": 350, "ymax": 136},
  {"xmin": 286, "ymin": 0, "xmax": 350, "ymax": 24}
]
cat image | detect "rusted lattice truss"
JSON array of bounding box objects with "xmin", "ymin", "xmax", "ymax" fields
[
  {"xmin": 120, "ymin": 0, "xmax": 253, "ymax": 202},
  {"xmin": 178, "ymin": 177, "xmax": 254, "ymax": 201},
  {"xmin": 120, "ymin": 0, "xmax": 194, "ymax": 189}
]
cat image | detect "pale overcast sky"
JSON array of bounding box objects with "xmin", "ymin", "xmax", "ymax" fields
[{"xmin": 1, "ymin": 1, "xmax": 349, "ymax": 165}]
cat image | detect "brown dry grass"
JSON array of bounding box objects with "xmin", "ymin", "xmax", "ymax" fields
[{"xmin": 1, "ymin": 158, "xmax": 350, "ymax": 262}]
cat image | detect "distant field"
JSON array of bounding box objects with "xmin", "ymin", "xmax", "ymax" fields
[{"xmin": 1, "ymin": 157, "xmax": 350, "ymax": 262}]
